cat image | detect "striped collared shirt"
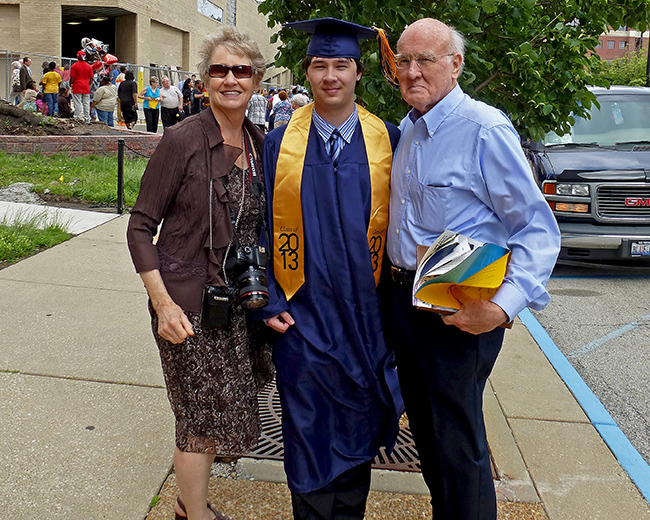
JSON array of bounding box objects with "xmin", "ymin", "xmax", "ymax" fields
[{"xmin": 312, "ymin": 106, "xmax": 359, "ymax": 159}]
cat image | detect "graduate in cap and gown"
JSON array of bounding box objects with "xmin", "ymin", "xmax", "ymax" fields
[{"xmin": 259, "ymin": 17, "xmax": 403, "ymax": 520}]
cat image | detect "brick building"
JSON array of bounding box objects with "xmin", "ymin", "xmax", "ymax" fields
[
  {"xmin": 0, "ymin": 0, "xmax": 291, "ymax": 86},
  {"xmin": 595, "ymin": 27, "xmax": 649, "ymax": 61}
]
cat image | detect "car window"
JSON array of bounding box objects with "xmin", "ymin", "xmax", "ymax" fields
[{"xmin": 544, "ymin": 93, "xmax": 650, "ymax": 146}]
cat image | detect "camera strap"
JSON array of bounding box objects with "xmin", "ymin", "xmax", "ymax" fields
[
  {"xmin": 243, "ymin": 130, "xmax": 263, "ymax": 199},
  {"xmin": 214, "ymin": 128, "xmax": 261, "ymax": 285}
]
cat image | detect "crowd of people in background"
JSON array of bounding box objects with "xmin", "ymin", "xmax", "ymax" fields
[
  {"xmin": 245, "ymin": 85, "xmax": 310, "ymax": 133},
  {"xmin": 9, "ymin": 54, "xmax": 307, "ymax": 134}
]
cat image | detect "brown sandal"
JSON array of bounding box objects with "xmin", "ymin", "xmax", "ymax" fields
[
  {"xmin": 175, "ymin": 495, "xmax": 234, "ymax": 520},
  {"xmin": 208, "ymin": 502, "xmax": 234, "ymax": 520},
  {"xmin": 174, "ymin": 495, "xmax": 188, "ymax": 520}
]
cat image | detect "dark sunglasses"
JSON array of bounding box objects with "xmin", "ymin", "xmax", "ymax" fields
[{"xmin": 208, "ymin": 63, "xmax": 255, "ymax": 79}]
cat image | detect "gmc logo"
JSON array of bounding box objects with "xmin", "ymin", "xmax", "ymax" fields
[{"xmin": 625, "ymin": 198, "xmax": 650, "ymax": 206}]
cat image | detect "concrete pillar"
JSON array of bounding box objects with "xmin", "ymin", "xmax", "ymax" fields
[
  {"xmin": 135, "ymin": 13, "xmax": 151, "ymax": 66},
  {"xmin": 182, "ymin": 31, "xmax": 191, "ymax": 71},
  {"xmin": 115, "ymin": 14, "xmax": 137, "ymax": 65}
]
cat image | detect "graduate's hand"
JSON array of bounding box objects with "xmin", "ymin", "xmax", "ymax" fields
[
  {"xmin": 266, "ymin": 311, "xmax": 295, "ymax": 333},
  {"xmin": 442, "ymin": 286, "xmax": 508, "ymax": 335}
]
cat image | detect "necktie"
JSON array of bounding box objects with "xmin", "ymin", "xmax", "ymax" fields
[{"xmin": 327, "ymin": 129, "xmax": 342, "ymax": 166}]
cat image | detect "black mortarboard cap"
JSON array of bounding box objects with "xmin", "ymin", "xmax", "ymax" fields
[{"xmin": 284, "ymin": 18, "xmax": 377, "ymax": 60}]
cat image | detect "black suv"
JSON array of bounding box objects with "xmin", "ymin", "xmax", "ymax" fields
[{"xmin": 524, "ymin": 86, "xmax": 650, "ymax": 262}]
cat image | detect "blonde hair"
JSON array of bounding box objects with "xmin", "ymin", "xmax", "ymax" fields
[{"xmin": 197, "ymin": 27, "xmax": 265, "ymax": 86}]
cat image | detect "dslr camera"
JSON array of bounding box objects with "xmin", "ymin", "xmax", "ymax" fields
[{"xmin": 225, "ymin": 245, "xmax": 269, "ymax": 310}]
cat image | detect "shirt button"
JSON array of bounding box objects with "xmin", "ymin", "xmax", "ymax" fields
[
  {"xmin": 415, "ymin": 141, "xmax": 420, "ymax": 146},
  {"xmin": 406, "ymin": 170, "xmax": 411, "ymax": 175},
  {"xmin": 395, "ymin": 260, "xmax": 400, "ymax": 265},
  {"xmin": 396, "ymin": 229, "xmax": 400, "ymax": 234},
  {"xmin": 401, "ymin": 199, "xmax": 405, "ymax": 204}
]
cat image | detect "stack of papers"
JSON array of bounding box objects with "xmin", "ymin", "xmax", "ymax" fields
[{"xmin": 413, "ymin": 230, "xmax": 510, "ymax": 313}]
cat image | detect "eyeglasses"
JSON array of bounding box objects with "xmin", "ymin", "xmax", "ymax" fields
[
  {"xmin": 394, "ymin": 53, "xmax": 454, "ymax": 69},
  {"xmin": 208, "ymin": 63, "xmax": 255, "ymax": 79}
]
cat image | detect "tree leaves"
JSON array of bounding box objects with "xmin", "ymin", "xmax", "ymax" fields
[{"xmin": 258, "ymin": 0, "xmax": 650, "ymax": 140}]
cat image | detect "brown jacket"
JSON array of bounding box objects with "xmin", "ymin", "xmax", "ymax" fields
[{"xmin": 127, "ymin": 109, "xmax": 265, "ymax": 312}]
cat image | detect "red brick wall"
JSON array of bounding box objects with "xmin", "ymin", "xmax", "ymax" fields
[
  {"xmin": 595, "ymin": 35, "xmax": 648, "ymax": 61},
  {"xmin": 0, "ymin": 134, "xmax": 162, "ymax": 157}
]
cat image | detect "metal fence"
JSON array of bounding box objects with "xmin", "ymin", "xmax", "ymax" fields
[{"xmin": 1, "ymin": 49, "xmax": 197, "ymax": 103}]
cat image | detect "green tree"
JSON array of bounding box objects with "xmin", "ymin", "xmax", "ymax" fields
[
  {"xmin": 259, "ymin": 0, "xmax": 650, "ymax": 140},
  {"xmin": 593, "ymin": 49, "xmax": 649, "ymax": 86}
]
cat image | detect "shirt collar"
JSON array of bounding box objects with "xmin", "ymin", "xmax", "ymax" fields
[
  {"xmin": 200, "ymin": 109, "xmax": 265, "ymax": 150},
  {"xmin": 200, "ymin": 108, "xmax": 224, "ymax": 149},
  {"xmin": 407, "ymin": 84, "xmax": 464, "ymax": 135},
  {"xmin": 313, "ymin": 106, "xmax": 359, "ymax": 144}
]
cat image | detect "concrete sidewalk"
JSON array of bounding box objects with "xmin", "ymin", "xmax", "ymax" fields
[{"xmin": 0, "ymin": 209, "xmax": 649, "ymax": 519}]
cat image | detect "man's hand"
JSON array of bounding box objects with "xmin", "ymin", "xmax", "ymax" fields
[
  {"xmin": 266, "ymin": 311, "xmax": 295, "ymax": 333},
  {"xmin": 442, "ymin": 286, "xmax": 508, "ymax": 335}
]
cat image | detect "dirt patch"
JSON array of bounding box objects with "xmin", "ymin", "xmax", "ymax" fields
[
  {"xmin": 0, "ymin": 99, "xmax": 123, "ymax": 137},
  {"xmin": 0, "ymin": 182, "xmax": 121, "ymax": 213},
  {"xmin": 38, "ymin": 191, "xmax": 117, "ymax": 212},
  {"xmin": 38, "ymin": 193, "xmax": 117, "ymax": 213}
]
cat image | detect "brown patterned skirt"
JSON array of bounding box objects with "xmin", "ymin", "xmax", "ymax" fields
[{"xmin": 149, "ymin": 300, "xmax": 274, "ymax": 455}]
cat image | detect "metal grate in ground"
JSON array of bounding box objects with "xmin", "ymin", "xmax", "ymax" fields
[{"xmin": 246, "ymin": 379, "xmax": 422, "ymax": 472}]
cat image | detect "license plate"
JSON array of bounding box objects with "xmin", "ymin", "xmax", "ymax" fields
[{"xmin": 631, "ymin": 241, "xmax": 650, "ymax": 256}]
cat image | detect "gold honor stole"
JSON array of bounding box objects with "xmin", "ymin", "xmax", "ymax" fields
[{"xmin": 273, "ymin": 102, "xmax": 392, "ymax": 300}]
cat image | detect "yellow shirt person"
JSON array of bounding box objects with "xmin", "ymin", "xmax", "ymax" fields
[{"xmin": 41, "ymin": 70, "xmax": 62, "ymax": 94}]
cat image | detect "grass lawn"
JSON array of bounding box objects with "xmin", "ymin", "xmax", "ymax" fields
[
  {"xmin": 0, "ymin": 212, "xmax": 72, "ymax": 267},
  {"xmin": 0, "ymin": 152, "xmax": 148, "ymax": 207},
  {"xmin": 0, "ymin": 152, "xmax": 148, "ymax": 265}
]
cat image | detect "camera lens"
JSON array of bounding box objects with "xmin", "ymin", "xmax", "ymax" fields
[{"xmin": 237, "ymin": 268, "xmax": 269, "ymax": 309}]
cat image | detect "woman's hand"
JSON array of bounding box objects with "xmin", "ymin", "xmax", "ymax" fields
[
  {"xmin": 266, "ymin": 311, "xmax": 295, "ymax": 333},
  {"xmin": 139, "ymin": 270, "xmax": 194, "ymax": 344},
  {"xmin": 155, "ymin": 299, "xmax": 194, "ymax": 344}
]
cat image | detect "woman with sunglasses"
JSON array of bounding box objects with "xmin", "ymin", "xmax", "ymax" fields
[{"xmin": 127, "ymin": 27, "xmax": 272, "ymax": 520}]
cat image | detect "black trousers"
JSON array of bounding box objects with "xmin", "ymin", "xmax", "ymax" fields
[
  {"xmin": 291, "ymin": 461, "xmax": 372, "ymax": 520},
  {"xmin": 161, "ymin": 106, "xmax": 180, "ymax": 128},
  {"xmin": 143, "ymin": 107, "xmax": 159, "ymax": 133},
  {"xmin": 387, "ymin": 278, "xmax": 504, "ymax": 520}
]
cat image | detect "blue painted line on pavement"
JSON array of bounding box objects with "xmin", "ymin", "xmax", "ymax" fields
[
  {"xmin": 567, "ymin": 312, "xmax": 650, "ymax": 360},
  {"xmin": 519, "ymin": 308, "xmax": 650, "ymax": 504},
  {"xmin": 551, "ymin": 274, "xmax": 649, "ymax": 280}
]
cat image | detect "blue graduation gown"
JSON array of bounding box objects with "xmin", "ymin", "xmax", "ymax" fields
[{"xmin": 260, "ymin": 119, "xmax": 403, "ymax": 493}]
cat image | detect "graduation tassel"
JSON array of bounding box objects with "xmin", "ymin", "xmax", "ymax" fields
[{"xmin": 374, "ymin": 27, "xmax": 400, "ymax": 88}]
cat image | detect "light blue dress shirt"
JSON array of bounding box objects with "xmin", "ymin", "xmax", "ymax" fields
[
  {"xmin": 387, "ymin": 84, "xmax": 560, "ymax": 320},
  {"xmin": 312, "ymin": 106, "xmax": 359, "ymax": 155}
]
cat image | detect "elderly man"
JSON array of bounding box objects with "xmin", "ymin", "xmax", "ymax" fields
[
  {"xmin": 158, "ymin": 76, "xmax": 183, "ymax": 128},
  {"xmin": 290, "ymin": 93, "xmax": 309, "ymax": 112},
  {"xmin": 385, "ymin": 18, "xmax": 560, "ymax": 520}
]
